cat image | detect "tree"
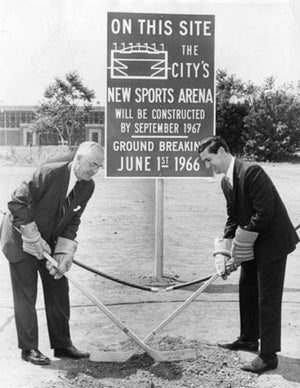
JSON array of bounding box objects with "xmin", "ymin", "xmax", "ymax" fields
[
  {"xmin": 243, "ymin": 77, "xmax": 300, "ymax": 161},
  {"xmin": 33, "ymin": 71, "xmax": 95, "ymax": 146},
  {"xmin": 216, "ymin": 69, "xmax": 256, "ymax": 155}
]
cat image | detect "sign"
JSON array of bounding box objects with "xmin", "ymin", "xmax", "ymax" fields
[{"xmin": 106, "ymin": 12, "xmax": 215, "ymax": 177}]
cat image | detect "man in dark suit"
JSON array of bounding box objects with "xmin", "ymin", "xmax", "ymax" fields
[
  {"xmin": 198, "ymin": 136, "xmax": 299, "ymax": 374},
  {"xmin": 0, "ymin": 141, "xmax": 104, "ymax": 365}
]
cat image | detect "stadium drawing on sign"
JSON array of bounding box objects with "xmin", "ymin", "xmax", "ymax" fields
[{"xmin": 109, "ymin": 44, "xmax": 168, "ymax": 79}]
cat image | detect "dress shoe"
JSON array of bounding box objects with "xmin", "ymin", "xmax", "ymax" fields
[
  {"xmin": 241, "ymin": 355, "xmax": 278, "ymax": 374},
  {"xmin": 54, "ymin": 345, "xmax": 90, "ymax": 359},
  {"xmin": 218, "ymin": 337, "xmax": 259, "ymax": 351},
  {"xmin": 21, "ymin": 349, "xmax": 50, "ymax": 365}
]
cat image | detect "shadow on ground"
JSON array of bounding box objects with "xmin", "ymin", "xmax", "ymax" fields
[{"xmin": 44, "ymin": 353, "xmax": 184, "ymax": 381}]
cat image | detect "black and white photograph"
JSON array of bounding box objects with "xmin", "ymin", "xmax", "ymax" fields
[{"xmin": 0, "ymin": 0, "xmax": 300, "ymax": 387}]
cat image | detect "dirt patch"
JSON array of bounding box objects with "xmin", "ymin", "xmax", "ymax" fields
[{"xmin": 41, "ymin": 337, "xmax": 258, "ymax": 388}]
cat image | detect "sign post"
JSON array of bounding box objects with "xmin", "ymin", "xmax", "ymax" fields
[
  {"xmin": 155, "ymin": 178, "xmax": 164, "ymax": 277},
  {"xmin": 106, "ymin": 12, "xmax": 215, "ymax": 276}
]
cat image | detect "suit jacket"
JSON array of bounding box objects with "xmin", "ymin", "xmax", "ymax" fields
[
  {"xmin": 0, "ymin": 161, "xmax": 95, "ymax": 263},
  {"xmin": 222, "ymin": 159, "xmax": 299, "ymax": 261}
]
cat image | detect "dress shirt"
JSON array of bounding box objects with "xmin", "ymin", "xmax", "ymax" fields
[
  {"xmin": 225, "ymin": 156, "xmax": 235, "ymax": 188},
  {"xmin": 66, "ymin": 164, "xmax": 78, "ymax": 197}
]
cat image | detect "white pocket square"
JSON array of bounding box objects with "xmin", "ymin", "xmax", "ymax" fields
[{"xmin": 73, "ymin": 205, "xmax": 81, "ymax": 212}]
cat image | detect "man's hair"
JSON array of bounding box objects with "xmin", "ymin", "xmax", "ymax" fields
[
  {"xmin": 198, "ymin": 136, "xmax": 230, "ymax": 154},
  {"xmin": 76, "ymin": 141, "xmax": 104, "ymax": 157}
]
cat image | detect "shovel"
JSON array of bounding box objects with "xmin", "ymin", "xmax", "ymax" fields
[
  {"xmin": 91, "ymin": 272, "xmax": 219, "ymax": 362},
  {"xmin": 44, "ymin": 251, "xmax": 197, "ymax": 363}
]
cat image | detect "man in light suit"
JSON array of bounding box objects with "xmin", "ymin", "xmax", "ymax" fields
[
  {"xmin": 0, "ymin": 141, "xmax": 104, "ymax": 365},
  {"xmin": 198, "ymin": 136, "xmax": 299, "ymax": 374}
]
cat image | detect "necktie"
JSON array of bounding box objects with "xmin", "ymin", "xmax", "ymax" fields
[{"xmin": 62, "ymin": 181, "xmax": 79, "ymax": 216}]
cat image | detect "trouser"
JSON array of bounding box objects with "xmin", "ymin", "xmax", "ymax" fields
[
  {"xmin": 239, "ymin": 255, "xmax": 287, "ymax": 355},
  {"xmin": 9, "ymin": 255, "xmax": 72, "ymax": 350}
]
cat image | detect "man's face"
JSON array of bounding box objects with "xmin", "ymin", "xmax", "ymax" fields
[
  {"xmin": 200, "ymin": 147, "xmax": 226, "ymax": 174},
  {"xmin": 74, "ymin": 152, "xmax": 104, "ymax": 181}
]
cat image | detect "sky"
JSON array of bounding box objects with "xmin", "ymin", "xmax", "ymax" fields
[{"xmin": 0, "ymin": 0, "xmax": 300, "ymax": 106}]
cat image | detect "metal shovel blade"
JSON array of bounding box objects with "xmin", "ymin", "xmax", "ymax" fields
[
  {"xmin": 90, "ymin": 348, "xmax": 196, "ymax": 363},
  {"xmin": 90, "ymin": 350, "xmax": 135, "ymax": 363}
]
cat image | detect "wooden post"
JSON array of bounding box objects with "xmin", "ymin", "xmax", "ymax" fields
[{"xmin": 155, "ymin": 178, "xmax": 164, "ymax": 278}]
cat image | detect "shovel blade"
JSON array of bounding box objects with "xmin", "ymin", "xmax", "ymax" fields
[
  {"xmin": 90, "ymin": 350, "xmax": 135, "ymax": 363},
  {"xmin": 154, "ymin": 348, "xmax": 197, "ymax": 362},
  {"xmin": 90, "ymin": 348, "xmax": 196, "ymax": 363}
]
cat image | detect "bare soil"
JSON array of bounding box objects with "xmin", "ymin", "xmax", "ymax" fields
[{"xmin": 0, "ymin": 163, "xmax": 299, "ymax": 388}]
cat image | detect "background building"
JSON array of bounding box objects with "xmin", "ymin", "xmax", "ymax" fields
[{"xmin": 0, "ymin": 105, "xmax": 105, "ymax": 147}]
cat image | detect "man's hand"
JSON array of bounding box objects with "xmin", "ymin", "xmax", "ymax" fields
[
  {"xmin": 214, "ymin": 253, "xmax": 229, "ymax": 279},
  {"xmin": 213, "ymin": 237, "xmax": 233, "ymax": 280},
  {"xmin": 46, "ymin": 260, "xmax": 57, "ymax": 277},
  {"xmin": 47, "ymin": 237, "xmax": 78, "ymax": 280},
  {"xmin": 20, "ymin": 221, "xmax": 51, "ymax": 260},
  {"xmin": 224, "ymin": 257, "xmax": 239, "ymax": 276},
  {"xmin": 52, "ymin": 254, "xmax": 73, "ymax": 280}
]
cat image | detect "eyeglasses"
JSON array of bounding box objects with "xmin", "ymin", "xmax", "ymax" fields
[{"xmin": 82, "ymin": 155, "xmax": 103, "ymax": 170}]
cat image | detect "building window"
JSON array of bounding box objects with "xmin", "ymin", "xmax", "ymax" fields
[
  {"xmin": 26, "ymin": 131, "xmax": 33, "ymax": 145},
  {"xmin": 91, "ymin": 132, "xmax": 99, "ymax": 142}
]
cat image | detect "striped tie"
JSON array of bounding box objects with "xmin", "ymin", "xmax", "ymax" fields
[{"xmin": 62, "ymin": 181, "xmax": 79, "ymax": 216}]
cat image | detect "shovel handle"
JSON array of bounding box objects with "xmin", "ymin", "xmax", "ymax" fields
[
  {"xmin": 43, "ymin": 252, "xmax": 168, "ymax": 360},
  {"xmin": 143, "ymin": 272, "xmax": 219, "ymax": 343}
]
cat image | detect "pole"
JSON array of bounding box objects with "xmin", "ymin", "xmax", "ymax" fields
[{"xmin": 155, "ymin": 178, "xmax": 164, "ymax": 278}]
